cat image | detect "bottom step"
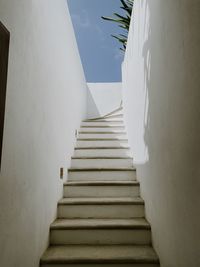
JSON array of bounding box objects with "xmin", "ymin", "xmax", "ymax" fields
[{"xmin": 41, "ymin": 245, "xmax": 159, "ymax": 267}]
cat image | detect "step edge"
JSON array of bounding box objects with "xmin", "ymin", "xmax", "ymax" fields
[
  {"xmin": 71, "ymin": 157, "xmax": 133, "ymax": 159},
  {"xmin": 64, "ymin": 181, "xmax": 139, "ymax": 186},
  {"xmin": 74, "ymin": 147, "xmax": 130, "ymax": 150},
  {"xmin": 50, "ymin": 224, "xmax": 151, "ymax": 230},
  {"xmin": 85, "ymin": 115, "xmax": 123, "ymax": 121},
  {"xmin": 82, "ymin": 120, "xmax": 124, "ymax": 123},
  {"xmin": 78, "ymin": 132, "xmax": 126, "ymax": 134},
  {"xmin": 50, "ymin": 219, "xmax": 150, "ymax": 230},
  {"xmin": 68, "ymin": 168, "xmax": 136, "ymax": 172},
  {"xmin": 41, "ymin": 252, "xmax": 159, "ymax": 264},
  {"xmin": 58, "ymin": 198, "xmax": 144, "ymax": 205},
  {"xmin": 80, "ymin": 126, "xmax": 125, "ymax": 128},
  {"xmin": 41, "ymin": 259, "xmax": 159, "ymax": 265},
  {"xmin": 77, "ymin": 139, "xmax": 128, "ymax": 141}
]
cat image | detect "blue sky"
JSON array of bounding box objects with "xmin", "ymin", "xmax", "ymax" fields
[{"xmin": 67, "ymin": 0, "xmax": 124, "ymax": 82}]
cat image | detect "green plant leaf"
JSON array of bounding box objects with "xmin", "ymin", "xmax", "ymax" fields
[{"xmin": 101, "ymin": 0, "xmax": 134, "ymax": 52}]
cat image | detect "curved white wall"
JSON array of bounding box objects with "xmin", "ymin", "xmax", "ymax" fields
[
  {"xmin": 0, "ymin": 0, "xmax": 87, "ymax": 266},
  {"xmin": 123, "ymin": 1, "xmax": 200, "ymax": 266}
]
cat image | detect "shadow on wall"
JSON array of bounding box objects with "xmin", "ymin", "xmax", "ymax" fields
[
  {"xmin": 87, "ymin": 86, "xmax": 101, "ymax": 118},
  {"xmin": 124, "ymin": 0, "xmax": 200, "ymax": 266},
  {"xmin": 87, "ymin": 83, "xmax": 122, "ymax": 119}
]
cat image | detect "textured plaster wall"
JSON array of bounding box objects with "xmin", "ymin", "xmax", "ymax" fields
[
  {"xmin": 0, "ymin": 0, "xmax": 87, "ymax": 266},
  {"xmin": 122, "ymin": 1, "xmax": 200, "ymax": 266}
]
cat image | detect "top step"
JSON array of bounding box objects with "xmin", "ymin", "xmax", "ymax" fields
[
  {"xmin": 81, "ymin": 121, "xmax": 124, "ymax": 127},
  {"xmin": 94, "ymin": 106, "xmax": 123, "ymax": 119},
  {"xmin": 80, "ymin": 126, "xmax": 125, "ymax": 132},
  {"xmin": 84, "ymin": 114, "xmax": 123, "ymax": 122},
  {"xmin": 84, "ymin": 106, "xmax": 124, "ymax": 122},
  {"xmin": 104, "ymin": 113, "xmax": 123, "ymax": 119}
]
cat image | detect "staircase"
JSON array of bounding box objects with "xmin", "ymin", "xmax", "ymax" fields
[{"xmin": 40, "ymin": 107, "xmax": 160, "ymax": 267}]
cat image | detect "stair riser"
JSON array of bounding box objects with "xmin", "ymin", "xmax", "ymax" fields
[
  {"xmin": 58, "ymin": 204, "xmax": 144, "ymax": 219},
  {"xmin": 50, "ymin": 229, "xmax": 151, "ymax": 245},
  {"xmin": 78, "ymin": 133, "xmax": 126, "ymax": 139},
  {"xmin": 80, "ymin": 127, "xmax": 125, "ymax": 132},
  {"xmin": 74, "ymin": 149, "xmax": 131, "ymax": 157},
  {"xmin": 71, "ymin": 158, "xmax": 133, "ymax": 168},
  {"xmin": 68, "ymin": 171, "xmax": 136, "ymax": 181},
  {"xmin": 41, "ymin": 263, "xmax": 159, "ymax": 267},
  {"xmin": 76, "ymin": 140, "xmax": 128, "ymax": 148},
  {"xmin": 82, "ymin": 122, "xmax": 124, "ymax": 126},
  {"xmin": 64, "ymin": 185, "xmax": 140, "ymax": 198}
]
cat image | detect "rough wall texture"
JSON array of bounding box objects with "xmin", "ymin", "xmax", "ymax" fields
[
  {"xmin": 122, "ymin": 1, "xmax": 200, "ymax": 266},
  {"xmin": 0, "ymin": 0, "xmax": 87, "ymax": 266}
]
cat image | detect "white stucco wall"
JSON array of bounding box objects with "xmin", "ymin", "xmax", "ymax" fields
[
  {"xmin": 122, "ymin": 1, "xmax": 200, "ymax": 266},
  {"xmin": 0, "ymin": 1, "xmax": 87, "ymax": 266},
  {"xmin": 87, "ymin": 82, "xmax": 122, "ymax": 119}
]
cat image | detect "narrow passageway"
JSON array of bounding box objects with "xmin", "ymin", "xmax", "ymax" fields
[{"xmin": 40, "ymin": 107, "xmax": 160, "ymax": 267}]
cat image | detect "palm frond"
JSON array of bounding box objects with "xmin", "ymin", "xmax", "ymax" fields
[{"xmin": 101, "ymin": 0, "xmax": 134, "ymax": 52}]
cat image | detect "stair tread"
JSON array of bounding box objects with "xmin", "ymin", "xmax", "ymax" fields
[
  {"xmin": 87, "ymin": 113, "xmax": 123, "ymax": 119},
  {"xmin": 71, "ymin": 156, "xmax": 133, "ymax": 159},
  {"xmin": 75, "ymin": 146, "xmax": 130, "ymax": 150},
  {"xmin": 68, "ymin": 167, "xmax": 136, "ymax": 172},
  {"xmin": 77, "ymin": 138, "xmax": 128, "ymax": 141},
  {"xmin": 75, "ymin": 147, "xmax": 130, "ymax": 149},
  {"xmin": 65, "ymin": 181, "xmax": 139, "ymax": 186},
  {"xmin": 81, "ymin": 126, "xmax": 125, "ymax": 128},
  {"xmin": 104, "ymin": 113, "xmax": 123, "ymax": 118},
  {"xmin": 41, "ymin": 244, "xmax": 159, "ymax": 264},
  {"xmin": 58, "ymin": 197, "xmax": 144, "ymax": 205},
  {"xmin": 83, "ymin": 120, "xmax": 124, "ymax": 123},
  {"xmin": 85, "ymin": 114, "xmax": 123, "ymax": 121},
  {"xmin": 51, "ymin": 218, "xmax": 150, "ymax": 229},
  {"xmin": 79, "ymin": 131, "xmax": 126, "ymax": 134}
]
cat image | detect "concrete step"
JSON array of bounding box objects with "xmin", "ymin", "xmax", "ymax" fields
[
  {"xmin": 50, "ymin": 218, "xmax": 151, "ymax": 245},
  {"xmin": 103, "ymin": 113, "xmax": 123, "ymax": 119},
  {"xmin": 80, "ymin": 126, "xmax": 125, "ymax": 132},
  {"xmin": 103, "ymin": 114, "xmax": 124, "ymax": 120},
  {"xmin": 41, "ymin": 264, "xmax": 159, "ymax": 267},
  {"xmin": 40, "ymin": 245, "xmax": 159, "ymax": 267},
  {"xmin": 71, "ymin": 157, "xmax": 133, "ymax": 168},
  {"xmin": 40, "ymin": 107, "xmax": 160, "ymax": 267},
  {"xmin": 68, "ymin": 168, "xmax": 136, "ymax": 181},
  {"xmin": 78, "ymin": 132, "xmax": 127, "ymax": 139},
  {"xmin": 64, "ymin": 180, "xmax": 139, "ymax": 197},
  {"xmin": 82, "ymin": 121, "xmax": 124, "ymax": 127},
  {"xmin": 76, "ymin": 139, "xmax": 128, "ymax": 148},
  {"xmin": 57, "ymin": 197, "xmax": 144, "ymax": 219},
  {"xmin": 84, "ymin": 115, "xmax": 123, "ymax": 121},
  {"xmin": 41, "ymin": 263, "xmax": 159, "ymax": 267},
  {"xmin": 74, "ymin": 147, "xmax": 131, "ymax": 157},
  {"xmin": 86, "ymin": 108, "xmax": 123, "ymax": 121}
]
